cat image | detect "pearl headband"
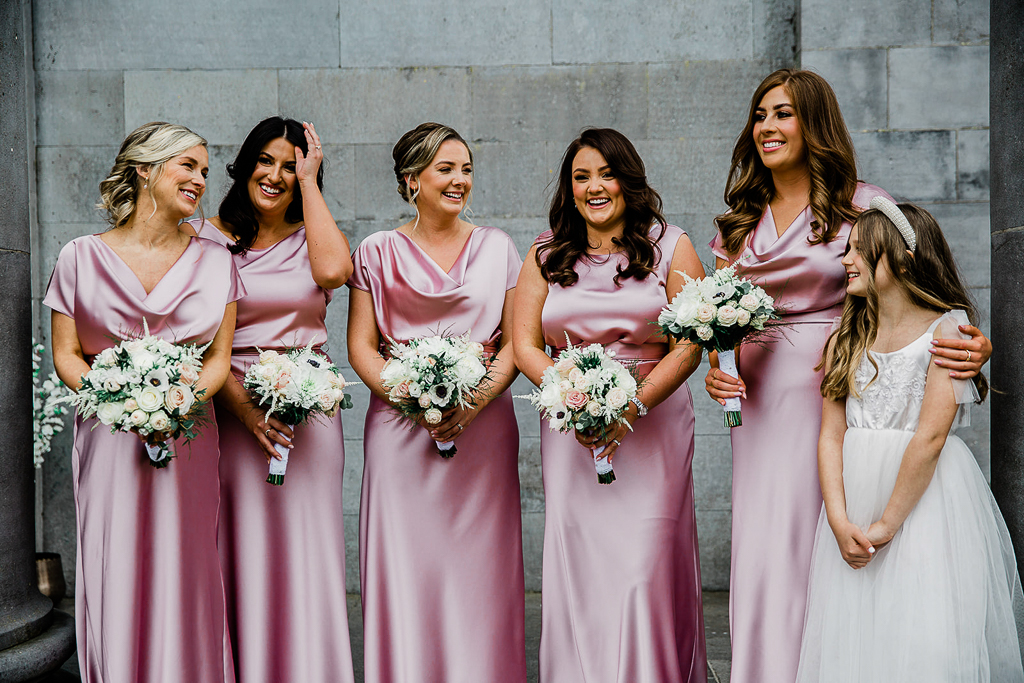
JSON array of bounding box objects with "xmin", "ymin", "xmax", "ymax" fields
[{"xmin": 869, "ymin": 196, "xmax": 916, "ymax": 252}]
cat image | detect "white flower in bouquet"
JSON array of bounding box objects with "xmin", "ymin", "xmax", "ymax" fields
[
  {"xmin": 716, "ymin": 305, "xmax": 739, "ymax": 326},
  {"xmin": 148, "ymin": 410, "xmax": 171, "ymax": 432},
  {"xmin": 136, "ymin": 386, "xmax": 164, "ymax": 413},
  {"xmin": 96, "ymin": 401, "xmax": 126, "ymax": 425},
  {"xmin": 32, "ymin": 342, "xmax": 68, "ymax": 468}
]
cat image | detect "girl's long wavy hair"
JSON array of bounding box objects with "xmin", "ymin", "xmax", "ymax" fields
[
  {"xmin": 716, "ymin": 69, "xmax": 860, "ymax": 256},
  {"xmin": 97, "ymin": 122, "xmax": 207, "ymax": 229},
  {"xmin": 537, "ymin": 128, "xmax": 666, "ymax": 287},
  {"xmin": 218, "ymin": 117, "xmax": 323, "ymax": 255},
  {"xmin": 819, "ymin": 203, "xmax": 987, "ymax": 402}
]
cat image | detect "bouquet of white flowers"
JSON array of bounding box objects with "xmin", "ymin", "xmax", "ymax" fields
[
  {"xmin": 379, "ymin": 333, "xmax": 489, "ymax": 458},
  {"xmin": 64, "ymin": 321, "xmax": 209, "ymax": 467},
  {"xmin": 518, "ymin": 336, "xmax": 639, "ymax": 484},
  {"xmin": 33, "ymin": 342, "xmax": 67, "ymax": 468},
  {"xmin": 242, "ymin": 341, "xmax": 355, "ymax": 485},
  {"xmin": 657, "ymin": 265, "xmax": 780, "ymax": 427}
]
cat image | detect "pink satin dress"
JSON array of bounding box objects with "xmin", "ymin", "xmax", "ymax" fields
[
  {"xmin": 194, "ymin": 220, "xmax": 355, "ymax": 683},
  {"xmin": 710, "ymin": 183, "xmax": 890, "ymax": 683},
  {"xmin": 43, "ymin": 234, "xmax": 243, "ymax": 683},
  {"xmin": 348, "ymin": 226, "xmax": 527, "ymax": 683},
  {"xmin": 538, "ymin": 224, "xmax": 706, "ymax": 683}
]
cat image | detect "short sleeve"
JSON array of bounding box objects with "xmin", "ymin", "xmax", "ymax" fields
[
  {"xmin": 505, "ymin": 236, "xmax": 523, "ymax": 290},
  {"xmin": 43, "ymin": 240, "xmax": 79, "ymax": 319},
  {"xmin": 709, "ymin": 231, "xmax": 733, "ymax": 261},
  {"xmin": 934, "ymin": 310, "xmax": 981, "ymax": 406},
  {"xmin": 347, "ymin": 239, "xmax": 374, "ymax": 292},
  {"xmin": 227, "ymin": 257, "xmax": 246, "ymax": 304}
]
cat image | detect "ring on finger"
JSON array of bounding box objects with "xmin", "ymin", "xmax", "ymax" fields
[
  {"xmin": 315, "ymin": 144, "xmax": 322, "ymax": 150},
  {"xmin": 964, "ymin": 349, "xmax": 972, "ymax": 362},
  {"xmin": 457, "ymin": 423, "xmax": 463, "ymax": 431},
  {"xmin": 265, "ymin": 428, "xmax": 273, "ymax": 437},
  {"xmin": 612, "ymin": 439, "xmax": 621, "ymax": 446}
]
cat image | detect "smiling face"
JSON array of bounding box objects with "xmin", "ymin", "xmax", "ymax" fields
[
  {"xmin": 247, "ymin": 137, "xmax": 297, "ymax": 218},
  {"xmin": 571, "ymin": 146, "xmax": 626, "ymax": 234},
  {"xmin": 753, "ymin": 85, "xmax": 807, "ymax": 176},
  {"xmin": 409, "ymin": 138, "xmax": 472, "ymax": 217},
  {"xmin": 145, "ymin": 144, "xmax": 208, "ymax": 220},
  {"xmin": 842, "ymin": 224, "xmax": 897, "ymax": 298}
]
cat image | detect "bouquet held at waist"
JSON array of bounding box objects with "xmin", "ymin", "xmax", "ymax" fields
[
  {"xmin": 63, "ymin": 319, "xmax": 210, "ymax": 468},
  {"xmin": 243, "ymin": 340, "xmax": 356, "ymax": 485},
  {"xmin": 379, "ymin": 333, "xmax": 491, "ymax": 459},
  {"xmin": 657, "ymin": 265, "xmax": 781, "ymax": 427}
]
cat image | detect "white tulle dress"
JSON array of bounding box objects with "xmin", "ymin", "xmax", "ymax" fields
[{"xmin": 797, "ymin": 311, "xmax": 1024, "ymax": 683}]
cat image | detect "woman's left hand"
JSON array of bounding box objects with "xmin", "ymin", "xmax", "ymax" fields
[
  {"xmin": 294, "ymin": 121, "xmax": 323, "ymax": 186},
  {"xmin": 575, "ymin": 412, "xmax": 636, "ymax": 463},
  {"xmin": 429, "ymin": 401, "xmax": 485, "ymax": 443},
  {"xmin": 930, "ymin": 324, "xmax": 991, "ymax": 379}
]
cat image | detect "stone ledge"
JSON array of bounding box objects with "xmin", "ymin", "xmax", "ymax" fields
[{"xmin": 0, "ymin": 610, "xmax": 75, "ymax": 683}]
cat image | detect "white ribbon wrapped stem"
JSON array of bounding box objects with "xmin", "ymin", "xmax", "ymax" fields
[
  {"xmin": 718, "ymin": 349, "xmax": 743, "ymax": 427},
  {"xmin": 267, "ymin": 424, "xmax": 295, "ymax": 485}
]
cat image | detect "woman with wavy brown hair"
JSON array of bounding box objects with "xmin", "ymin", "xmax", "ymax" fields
[
  {"xmin": 514, "ymin": 128, "xmax": 707, "ymax": 681},
  {"xmin": 703, "ymin": 69, "xmax": 993, "ymax": 683}
]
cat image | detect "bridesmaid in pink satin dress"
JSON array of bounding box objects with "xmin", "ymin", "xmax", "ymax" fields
[
  {"xmin": 191, "ymin": 117, "xmax": 356, "ymax": 683},
  {"xmin": 514, "ymin": 128, "xmax": 707, "ymax": 682},
  {"xmin": 347, "ymin": 123, "xmax": 527, "ymax": 682},
  {"xmin": 46, "ymin": 123, "xmax": 240, "ymax": 682},
  {"xmin": 704, "ymin": 69, "xmax": 993, "ymax": 683}
]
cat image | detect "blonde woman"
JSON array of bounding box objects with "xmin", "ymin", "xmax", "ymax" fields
[{"xmin": 47, "ymin": 122, "xmax": 242, "ymax": 682}]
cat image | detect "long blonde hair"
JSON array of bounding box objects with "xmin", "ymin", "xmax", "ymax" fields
[
  {"xmin": 97, "ymin": 122, "xmax": 207, "ymax": 229},
  {"xmin": 819, "ymin": 203, "xmax": 987, "ymax": 402}
]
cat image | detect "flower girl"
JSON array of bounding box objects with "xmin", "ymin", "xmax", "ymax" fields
[{"xmin": 796, "ymin": 197, "xmax": 1024, "ymax": 682}]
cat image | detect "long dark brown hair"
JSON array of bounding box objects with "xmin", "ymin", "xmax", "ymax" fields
[
  {"xmin": 716, "ymin": 69, "xmax": 860, "ymax": 256},
  {"xmin": 218, "ymin": 117, "xmax": 324, "ymax": 255},
  {"xmin": 537, "ymin": 128, "xmax": 666, "ymax": 287},
  {"xmin": 819, "ymin": 203, "xmax": 987, "ymax": 402}
]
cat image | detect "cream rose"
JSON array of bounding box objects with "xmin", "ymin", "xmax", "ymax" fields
[
  {"xmin": 697, "ymin": 303, "xmax": 716, "ymax": 324},
  {"xmin": 178, "ymin": 363, "xmax": 200, "ymax": 385},
  {"xmin": 148, "ymin": 410, "xmax": 171, "ymax": 432},
  {"xmin": 738, "ymin": 293, "xmax": 759, "ymax": 311},
  {"xmin": 129, "ymin": 410, "xmax": 148, "ymax": 427},
  {"xmin": 605, "ymin": 386, "xmax": 629, "ymax": 410},
  {"xmin": 586, "ymin": 401, "xmax": 603, "ymax": 417},
  {"xmin": 96, "ymin": 401, "xmax": 125, "ymax": 425},
  {"xmin": 696, "ymin": 325, "xmax": 714, "ymax": 341},
  {"xmin": 736, "ymin": 309, "xmax": 751, "ymax": 326},
  {"xmin": 164, "ymin": 385, "xmax": 195, "ymax": 414},
  {"xmin": 136, "ymin": 387, "xmax": 163, "ymax": 412},
  {"xmin": 716, "ymin": 305, "xmax": 739, "ymax": 326},
  {"xmin": 418, "ymin": 393, "xmax": 432, "ymax": 408},
  {"xmin": 124, "ymin": 398, "xmax": 138, "ymax": 412},
  {"xmin": 424, "ymin": 408, "xmax": 443, "ymax": 424}
]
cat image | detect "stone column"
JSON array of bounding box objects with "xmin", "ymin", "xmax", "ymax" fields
[
  {"xmin": 990, "ymin": 0, "xmax": 1024, "ymax": 568},
  {"xmin": 0, "ymin": 1, "xmax": 75, "ymax": 679}
]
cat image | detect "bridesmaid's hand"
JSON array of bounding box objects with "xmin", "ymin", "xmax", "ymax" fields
[
  {"xmin": 294, "ymin": 122, "xmax": 323, "ymax": 189},
  {"xmin": 575, "ymin": 408, "xmax": 637, "ymax": 463},
  {"xmin": 242, "ymin": 408, "xmax": 294, "ymax": 463},
  {"xmin": 704, "ymin": 366, "xmax": 746, "ymax": 405},
  {"xmin": 830, "ymin": 519, "xmax": 875, "ymax": 570},
  {"xmin": 930, "ymin": 324, "xmax": 991, "ymax": 379},
  {"xmin": 864, "ymin": 521, "xmax": 895, "ymax": 553},
  {"xmin": 428, "ymin": 402, "xmax": 484, "ymax": 443}
]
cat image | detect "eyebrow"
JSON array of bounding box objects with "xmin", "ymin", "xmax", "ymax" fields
[
  {"xmin": 180, "ymin": 155, "xmax": 207, "ymax": 167},
  {"xmin": 434, "ymin": 158, "xmax": 470, "ymax": 166},
  {"xmin": 573, "ymin": 165, "xmax": 611, "ymax": 174},
  {"xmin": 755, "ymin": 102, "xmax": 793, "ymax": 112}
]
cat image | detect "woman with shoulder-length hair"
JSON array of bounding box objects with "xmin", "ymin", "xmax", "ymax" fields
[
  {"xmin": 513, "ymin": 127, "xmax": 708, "ymax": 681},
  {"xmin": 347, "ymin": 122, "xmax": 527, "ymax": 683},
  {"xmin": 703, "ymin": 68, "xmax": 993, "ymax": 683},
  {"xmin": 187, "ymin": 116, "xmax": 356, "ymax": 682},
  {"xmin": 46, "ymin": 121, "xmax": 242, "ymax": 682}
]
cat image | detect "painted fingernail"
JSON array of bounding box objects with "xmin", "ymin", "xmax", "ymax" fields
[{"xmin": 868, "ymin": 546, "xmax": 875, "ymax": 554}]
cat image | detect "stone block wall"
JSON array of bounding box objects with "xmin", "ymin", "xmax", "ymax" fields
[{"xmin": 31, "ymin": 0, "xmax": 987, "ymax": 595}]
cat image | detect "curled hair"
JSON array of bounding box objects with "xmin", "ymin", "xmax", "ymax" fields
[
  {"xmin": 218, "ymin": 117, "xmax": 324, "ymax": 255},
  {"xmin": 393, "ymin": 122, "xmax": 473, "ymax": 203},
  {"xmin": 819, "ymin": 203, "xmax": 987, "ymax": 402},
  {"xmin": 716, "ymin": 69, "xmax": 860, "ymax": 256},
  {"xmin": 537, "ymin": 128, "xmax": 666, "ymax": 287},
  {"xmin": 97, "ymin": 122, "xmax": 207, "ymax": 229}
]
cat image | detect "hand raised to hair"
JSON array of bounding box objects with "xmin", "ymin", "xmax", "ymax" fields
[{"xmin": 294, "ymin": 121, "xmax": 323, "ymax": 188}]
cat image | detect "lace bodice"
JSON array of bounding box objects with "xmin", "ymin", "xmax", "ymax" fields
[{"xmin": 846, "ymin": 313, "xmax": 974, "ymax": 432}]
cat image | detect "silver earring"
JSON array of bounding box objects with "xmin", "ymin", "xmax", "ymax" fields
[{"xmin": 143, "ymin": 183, "xmax": 148, "ymax": 189}]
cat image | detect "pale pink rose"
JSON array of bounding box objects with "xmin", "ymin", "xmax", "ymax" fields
[
  {"xmin": 716, "ymin": 305, "xmax": 739, "ymax": 326},
  {"xmin": 178, "ymin": 363, "xmax": 200, "ymax": 385},
  {"xmin": 468, "ymin": 342, "xmax": 486, "ymax": 358},
  {"xmin": 318, "ymin": 392, "xmax": 336, "ymax": 411},
  {"xmin": 554, "ymin": 357, "xmax": 575, "ymax": 374},
  {"xmin": 605, "ymin": 387, "xmax": 628, "ymax": 410},
  {"xmin": 568, "ymin": 367, "xmax": 584, "ymax": 384},
  {"xmin": 586, "ymin": 401, "xmax": 602, "ymax": 417},
  {"xmin": 697, "ymin": 303, "xmax": 716, "ymax": 323},
  {"xmin": 123, "ymin": 398, "xmax": 138, "ymax": 412},
  {"xmin": 565, "ymin": 389, "xmax": 588, "ymax": 409},
  {"xmin": 273, "ymin": 370, "xmax": 292, "ymax": 390},
  {"xmin": 738, "ymin": 294, "xmax": 759, "ymax": 312},
  {"xmin": 392, "ymin": 381, "xmax": 411, "ymax": 399},
  {"xmin": 258, "ymin": 350, "xmax": 279, "ymax": 363},
  {"xmin": 418, "ymin": 393, "xmax": 432, "ymax": 408},
  {"xmin": 424, "ymin": 408, "xmax": 443, "ymax": 424},
  {"xmin": 164, "ymin": 385, "xmax": 195, "ymax": 414}
]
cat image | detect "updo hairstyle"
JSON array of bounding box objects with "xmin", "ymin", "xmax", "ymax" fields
[{"xmin": 392, "ymin": 122, "xmax": 472, "ymax": 206}]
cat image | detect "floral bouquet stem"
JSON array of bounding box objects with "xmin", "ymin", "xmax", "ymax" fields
[
  {"xmin": 592, "ymin": 445, "xmax": 616, "ymax": 485},
  {"xmin": 144, "ymin": 440, "xmax": 173, "ymax": 468},
  {"xmin": 717, "ymin": 348, "xmax": 743, "ymax": 428},
  {"xmin": 266, "ymin": 423, "xmax": 295, "ymax": 485}
]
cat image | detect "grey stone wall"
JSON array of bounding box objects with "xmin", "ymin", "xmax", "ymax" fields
[{"xmin": 31, "ymin": 0, "xmax": 987, "ymax": 595}]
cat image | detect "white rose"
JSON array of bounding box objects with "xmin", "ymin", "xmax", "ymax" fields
[
  {"xmin": 586, "ymin": 401, "xmax": 603, "ymax": 417},
  {"xmin": 318, "ymin": 392, "xmax": 336, "ymax": 411},
  {"xmin": 380, "ymin": 359, "xmax": 407, "ymax": 386},
  {"xmin": 673, "ymin": 299, "xmax": 701, "ymax": 327},
  {"xmin": 96, "ymin": 401, "xmax": 125, "ymax": 425},
  {"xmin": 696, "ymin": 303, "xmax": 716, "ymax": 324},
  {"xmin": 96, "ymin": 347, "xmax": 118, "ymax": 367},
  {"xmin": 468, "ymin": 341, "xmax": 486, "ymax": 358},
  {"xmin": 605, "ymin": 386, "xmax": 628, "ymax": 410},
  {"xmin": 424, "ymin": 407, "xmax": 443, "ymax": 424},
  {"xmin": 407, "ymin": 383, "xmax": 423, "ymax": 398},
  {"xmin": 453, "ymin": 357, "xmax": 486, "ymax": 386},
  {"xmin": 130, "ymin": 349, "xmax": 159, "ymax": 372},
  {"xmin": 136, "ymin": 387, "xmax": 163, "ymax": 412},
  {"xmin": 738, "ymin": 293, "xmax": 759, "ymax": 311},
  {"xmin": 129, "ymin": 410, "xmax": 148, "ymax": 427},
  {"xmin": 178, "ymin": 363, "xmax": 200, "ymax": 385},
  {"xmin": 148, "ymin": 410, "xmax": 171, "ymax": 432},
  {"xmin": 164, "ymin": 385, "xmax": 195, "ymax": 415},
  {"xmin": 716, "ymin": 305, "xmax": 739, "ymax": 326},
  {"xmin": 539, "ymin": 382, "xmax": 563, "ymax": 407},
  {"xmin": 258, "ymin": 349, "xmax": 279, "ymax": 363},
  {"xmin": 736, "ymin": 308, "xmax": 751, "ymax": 326},
  {"xmin": 696, "ymin": 325, "xmax": 714, "ymax": 341}
]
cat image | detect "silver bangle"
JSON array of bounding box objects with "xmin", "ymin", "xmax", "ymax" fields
[{"xmin": 630, "ymin": 396, "xmax": 648, "ymax": 417}]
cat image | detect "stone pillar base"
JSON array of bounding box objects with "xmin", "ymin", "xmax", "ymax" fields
[{"xmin": 0, "ymin": 610, "xmax": 75, "ymax": 682}]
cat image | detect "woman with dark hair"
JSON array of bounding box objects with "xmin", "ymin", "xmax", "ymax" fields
[
  {"xmin": 188, "ymin": 116, "xmax": 355, "ymax": 682},
  {"xmin": 514, "ymin": 128, "xmax": 707, "ymax": 681},
  {"xmin": 47, "ymin": 122, "xmax": 241, "ymax": 681},
  {"xmin": 703, "ymin": 69, "xmax": 992, "ymax": 683},
  {"xmin": 347, "ymin": 122, "xmax": 526, "ymax": 682}
]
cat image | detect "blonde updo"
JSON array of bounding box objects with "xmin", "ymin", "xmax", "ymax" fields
[
  {"xmin": 392, "ymin": 122, "xmax": 472, "ymax": 205},
  {"xmin": 97, "ymin": 122, "xmax": 207, "ymax": 229}
]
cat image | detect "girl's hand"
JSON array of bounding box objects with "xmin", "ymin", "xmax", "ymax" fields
[
  {"xmin": 241, "ymin": 408, "xmax": 294, "ymax": 463},
  {"xmin": 864, "ymin": 521, "xmax": 895, "ymax": 552},
  {"xmin": 704, "ymin": 366, "xmax": 746, "ymax": 405},
  {"xmin": 294, "ymin": 122, "xmax": 323, "ymax": 188},
  {"xmin": 830, "ymin": 519, "xmax": 875, "ymax": 569},
  {"xmin": 575, "ymin": 410, "xmax": 637, "ymax": 463},
  {"xmin": 930, "ymin": 324, "xmax": 991, "ymax": 379}
]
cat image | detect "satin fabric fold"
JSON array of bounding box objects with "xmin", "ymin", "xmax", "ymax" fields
[
  {"xmin": 194, "ymin": 220, "xmax": 356, "ymax": 683},
  {"xmin": 537, "ymin": 225, "xmax": 707, "ymax": 683},
  {"xmin": 348, "ymin": 226, "xmax": 527, "ymax": 683},
  {"xmin": 44, "ymin": 234, "xmax": 243, "ymax": 683},
  {"xmin": 709, "ymin": 183, "xmax": 890, "ymax": 683}
]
